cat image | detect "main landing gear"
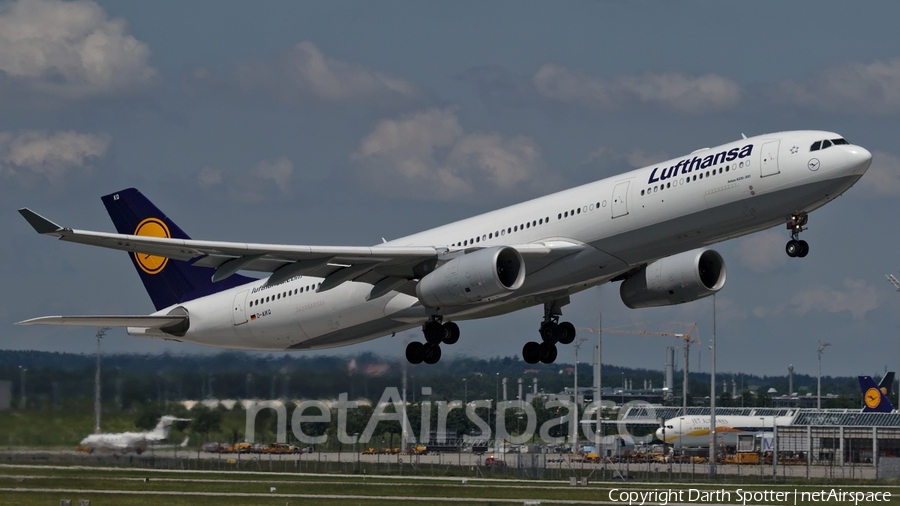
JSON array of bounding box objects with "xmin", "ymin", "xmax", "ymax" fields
[
  {"xmin": 785, "ymin": 213, "xmax": 809, "ymax": 258},
  {"xmin": 522, "ymin": 299, "xmax": 576, "ymax": 365},
  {"xmin": 406, "ymin": 318, "xmax": 460, "ymax": 365}
]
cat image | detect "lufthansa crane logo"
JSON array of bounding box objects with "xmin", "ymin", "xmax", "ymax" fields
[
  {"xmin": 865, "ymin": 387, "xmax": 882, "ymax": 409},
  {"xmin": 133, "ymin": 218, "xmax": 170, "ymax": 275}
]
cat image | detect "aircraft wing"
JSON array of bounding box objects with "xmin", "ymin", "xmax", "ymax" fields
[
  {"xmin": 17, "ymin": 315, "xmax": 187, "ymax": 328},
  {"xmin": 19, "ymin": 208, "xmax": 582, "ymax": 292}
]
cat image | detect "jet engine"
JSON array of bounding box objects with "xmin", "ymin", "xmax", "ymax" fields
[
  {"xmin": 620, "ymin": 248, "xmax": 726, "ymax": 309},
  {"xmin": 416, "ymin": 246, "xmax": 525, "ymax": 308}
]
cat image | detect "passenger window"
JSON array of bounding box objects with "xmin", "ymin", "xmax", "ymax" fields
[
  {"xmin": 558, "ymin": 213, "xmax": 562, "ymax": 219},
  {"xmin": 641, "ymin": 190, "xmax": 645, "ymax": 196},
  {"xmin": 810, "ymin": 141, "xmax": 821, "ymax": 151}
]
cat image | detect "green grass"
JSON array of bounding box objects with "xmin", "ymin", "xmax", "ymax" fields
[{"xmin": 1, "ymin": 464, "xmax": 898, "ymax": 506}]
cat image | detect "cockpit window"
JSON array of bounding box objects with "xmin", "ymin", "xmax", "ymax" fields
[{"xmin": 811, "ymin": 138, "xmax": 848, "ymax": 152}]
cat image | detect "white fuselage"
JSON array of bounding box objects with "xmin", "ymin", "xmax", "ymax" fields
[
  {"xmin": 131, "ymin": 130, "xmax": 871, "ymax": 351},
  {"xmin": 656, "ymin": 415, "xmax": 796, "ymax": 447}
]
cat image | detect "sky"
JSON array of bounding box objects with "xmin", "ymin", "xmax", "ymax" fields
[{"xmin": 1, "ymin": 0, "xmax": 900, "ymax": 379}]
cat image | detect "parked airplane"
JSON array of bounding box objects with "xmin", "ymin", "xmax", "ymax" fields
[
  {"xmin": 656, "ymin": 372, "xmax": 895, "ymax": 446},
  {"xmin": 18, "ymin": 131, "xmax": 871, "ymax": 365},
  {"xmin": 78, "ymin": 415, "xmax": 191, "ymax": 454},
  {"xmin": 859, "ymin": 372, "xmax": 895, "ymax": 413}
]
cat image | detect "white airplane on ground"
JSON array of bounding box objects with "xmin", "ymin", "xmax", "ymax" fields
[
  {"xmin": 656, "ymin": 373, "xmax": 896, "ymax": 447},
  {"xmin": 655, "ymin": 414, "xmax": 796, "ymax": 448},
  {"xmin": 78, "ymin": 415, "xmax": 190, "ymax": 454},
  {"xmin": 18, "ymin": 131, "xmax": 871, "ymax": 365}
]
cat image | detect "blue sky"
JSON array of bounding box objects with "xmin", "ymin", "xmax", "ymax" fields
[{"xmin": 2, "ymin": 0, "xmax": 900, "ymax": 378}]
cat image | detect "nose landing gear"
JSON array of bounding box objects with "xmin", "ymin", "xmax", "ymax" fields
[{"xmin": 785, "ymin": 214, "xmax": 809, "ymax": 258}]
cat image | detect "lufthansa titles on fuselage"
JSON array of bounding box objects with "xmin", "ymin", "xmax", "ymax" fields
[{"xmin": 648, "ymin": 144, "xmax": 753, "ymax": 184}]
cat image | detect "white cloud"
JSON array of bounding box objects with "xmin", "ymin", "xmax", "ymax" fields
[
  {"xmin": 202, "ymin": 41, "xmax": 421, "ymax": 106},
  {"xmin": 853, "ymin": 150, "xmax": 900, "ymax": 197},
  {"xmin": 0, "ymin": 0, "xmax": 158, "ymax": 101},
  {"xmin": 756, "ymin": 278, "xmax": 881, "ymax": 321},
  {"xmin": 0, "ymin": 129, "xmax": 110, "ymax": 184},
  {"xmin": 775, "ymin": 58, "xmax": 900, "ymax": 114},
  {"xmin": 196, "ymin": 157, "xmax": 294, "ymax": 202},
  {"xmin": 197, "ymin": 166, "xmax": 223, "ymax": 189},
  {"xmin": 731, "ymin": 231, "xmax": 788, "ymax": 274},
  {"xmin": 249, "ymin": 157, "xmax": 293, "ymax": 195},
  {"xmin": 582, "ymin": 146, "xmax": 669, "ymax": 169},
  {"xmin": 352, "ymin": 108, "xmax": 544, "ymax": 200},
  {"xmin": 532, "ymin": 63, "xmax": 741, "ymax": 114}
]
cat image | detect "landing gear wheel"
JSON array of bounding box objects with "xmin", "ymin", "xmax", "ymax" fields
[
  {"xmin": 558, "ymin": 321, "xmax": 576, "ymax": 345},
  {"xmin": 786, "ymin": 240, "xmax": 801, "ymax": 258},
  {"xmin": 406, "ymin": 341, "xmax": 425, "ymax": 364},
  {"xmin": 442, "ymin": 322, "xmax": 460, "ymax": 345},
  {"xmin": 797, "ymin": 240, "xmax": 809, "ymax": 258},
  {"xmin": 523, "ymin": 341, "xmax": 541, "ymax": 364},
  {"xmin": 540, "ymin": 322, "xmax": 561, "ymax": 343},
  {"xmin": 423, "ymin": 321, "xmax": 445, "ymax": 344},
  {"xmin": 423, "ymin": 343, "xmax": 442, "ymax": 364},
  {"xmin": 539, "ymin": 342, "xmax": 558, "ymax": 364}
]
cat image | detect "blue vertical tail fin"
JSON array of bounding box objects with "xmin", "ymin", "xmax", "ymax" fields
[
  {"xmin": 859, "ymin": 374, "xmax": 895, "ymax": 413},
  {"xmin": 101, "ymin": 188, "xmax": 254, "ymax": 311}
]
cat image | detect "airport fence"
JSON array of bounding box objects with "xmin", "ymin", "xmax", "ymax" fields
[{"xmin": 0, "ymin": 449, "xmax": 879, "ymax": 482}]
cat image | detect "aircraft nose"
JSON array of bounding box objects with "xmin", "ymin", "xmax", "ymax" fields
[
  {"xmin": 655, "ymin": 427, "xmax": 664, "ymax": 441},
  {"xmin": 846, "ymin": 145, "xmax": 872, "ymax": 175}
]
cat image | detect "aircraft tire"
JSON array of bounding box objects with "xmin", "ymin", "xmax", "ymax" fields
[
  {"xmin": 540, "ymin": 322, "xmax": 560, "ymax": 343},
  {"xmin": 522, "ymin": 341, "xmax": 541, "ymax": 364},
  {"xmin": 785, "ymin": 240, "xmax": 800, "ymax": 257},
  {"xmin": 424, "ymin": 321, "xmax": 444, "ymax": 344},
  {"xmin": 798, "ymin": 240, "xmax": 809, "ymax": 257},
  {"xmin": 406, "ymin": 341, "xmax": 426, "ymax": 364},
  {"xmin": 442, "ymin": 322, "xmax": 460, "ymax": 345},
  {"xmin": 558, "ymin": 322, "xmax": 576, "ymax": 345},
  {"xmin": 423, "ymin": 343, "xmax": 442, "ymax": 364},
  {"xmin": 539, "ymin": 342, "xmax": 558, "ymax": 364}
]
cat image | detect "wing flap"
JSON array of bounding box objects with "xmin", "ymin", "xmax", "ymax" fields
[{"xmin": 17, "ymin": 315, "xmax": 187, "ymax": 328}]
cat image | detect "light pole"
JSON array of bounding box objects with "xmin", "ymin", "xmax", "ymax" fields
[
  {"xmin": 573, "ymin": 337, "xmax": 587, "ymax": 451},
  {"xmin": 495, "ymin": 372, "xmax": 499, "ymax": 451},
  {"xmin": 18, "ymin": 366, "xmax": 26, "ymax": 410},
  {"xmin": 817, "ymin": 340, "xmax": 831, "ymax": 410},
  {"xmin": 94, "ymin": 327, "xmax": 109, "ymax": 434},
  {"xmin": 886, "ymin": 273, "xmax": 900, "ymax": 408}
]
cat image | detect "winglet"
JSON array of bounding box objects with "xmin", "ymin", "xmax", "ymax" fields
[{"xmin": 18, "ymin": 208, "xmax": 64, "ymax": 235}]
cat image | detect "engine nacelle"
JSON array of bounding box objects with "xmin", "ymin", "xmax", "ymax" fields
[
  {"xmin": 416, "ymin": 247, "xmax": 525, "ymax": 308},
  {"xmin": 620, "ymin": 248, "xmax": 726, "ymax": 309}
]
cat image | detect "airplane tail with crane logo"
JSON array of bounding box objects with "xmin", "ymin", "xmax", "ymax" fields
[
  {"xmin": 859, "ymin": 372, "xmax": 895, "ymax": 413},
  {"xmin": 101, "ymin": 188, "xmax": 255, "ymax": 311}
]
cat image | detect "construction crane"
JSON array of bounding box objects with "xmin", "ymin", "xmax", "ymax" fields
[{"xmin": 578, "ymin": 323, "xmax": 698, "ymax": 413}]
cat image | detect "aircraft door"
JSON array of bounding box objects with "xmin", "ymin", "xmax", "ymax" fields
[
  {"xmin": 232, "ymin": 290, "xmax": 249, "ymax": 326},
  {"xmin": 611, "ymin": 180, "xmax": 630, "ymax": 218},
  {"xmin": 760, "ymin": 140, "xmax": 780, "ymax": 177}
]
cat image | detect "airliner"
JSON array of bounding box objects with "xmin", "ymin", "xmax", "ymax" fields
[
  {"xmin": 78, "ymin": 415, "xmax": 190, "ymax": 454},
  {"xmin": 17, "ymin": 131, "xmax": 871, "ymax": 365},
  {"xmin": 656, "ymin": 373, "xmax": 895, "ymax": 446}
]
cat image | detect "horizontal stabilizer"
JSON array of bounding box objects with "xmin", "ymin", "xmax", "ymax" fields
[{"xmin": 16, "ymin": 314, "xmax": 187, "ymax": 328}]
